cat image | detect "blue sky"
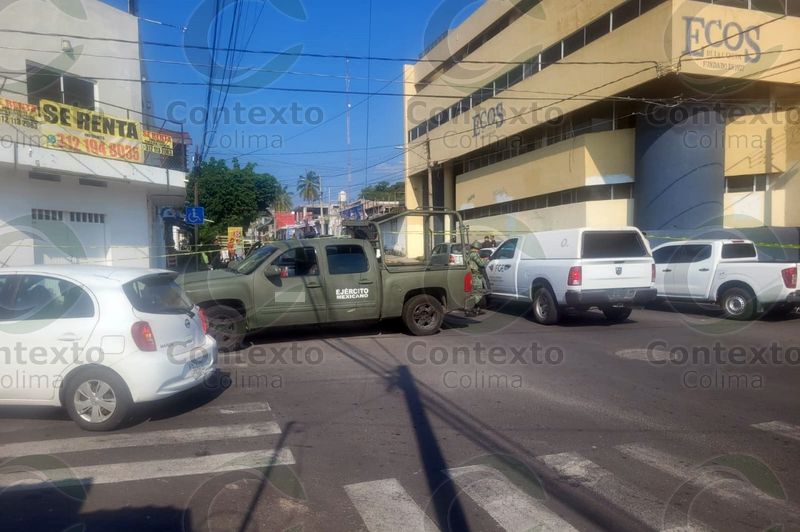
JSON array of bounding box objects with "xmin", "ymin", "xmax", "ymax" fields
[{"xmin": 101, "ymin": 0, "xmax": 483, "ymax": 201}]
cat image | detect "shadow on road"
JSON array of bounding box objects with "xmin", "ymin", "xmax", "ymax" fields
[
  {"xmin": 321, "ymin": 337, "xmax": 644, "ymax": 532},
  {"xmin": 487, "ymin": 299, "xmax": 640, "ymax": 327}
]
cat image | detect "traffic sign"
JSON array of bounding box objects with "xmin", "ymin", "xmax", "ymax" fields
[{"xmin": 185, "ymin": 207, "xmax": 205, "ymax": 225}]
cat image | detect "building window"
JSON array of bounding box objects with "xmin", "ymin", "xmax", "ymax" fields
[
  {"xmin": 32, "ymin": 209, "xmax": 64, "ymax": 222},
  {"xmin": 69, "ymin": 212, "xmax": 106, "ymax": 224},
  {"xmin": 459, "ymin": 183, "xmax": 634, "ymax": 221},
  {"xmin": 26, "ymin": 62, "xmax": 95, "ymax": 109},
  {"xmin": 726, "ymin": 174, "xmax": 774, "ymax": 193}
]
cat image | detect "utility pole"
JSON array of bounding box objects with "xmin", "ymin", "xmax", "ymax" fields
[
  {"xmin": 192, "ymin": 150, "xmax": 201, "ymax": 272},
  {"xmin": 425, "ymin": 138, "xmax": 435, "ymax": 251}
]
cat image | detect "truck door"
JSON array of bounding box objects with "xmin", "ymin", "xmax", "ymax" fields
[
  {"xmin": 653, "ymin": 245, "xmax": 678, "ymax": 296},
  {"xmin": 666, "ymin": 244, "xmax": 712, "ymax": 298},
  {"xmin": 253, "ymin": 245, "xmax": 327, "ymax": 327},
  {"xmin": 685, "ymin": 245, "xmax": 714, "ymax": 299},
  {"xmin": 487, "ymin": 238, "xmax": 518, "ymax": 297},
  {"xmin": 322, "ymin": 244, "xmax": 379, "ymax": 322}
]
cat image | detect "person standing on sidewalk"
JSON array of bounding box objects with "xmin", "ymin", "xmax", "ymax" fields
[{"xmin": 465, "ymin": 241, "xmax": 489, "ymax": 317}]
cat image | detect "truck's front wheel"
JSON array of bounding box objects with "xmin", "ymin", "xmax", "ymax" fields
[
  {"xmin": 403, "ymin": 294, "xmax": 444, "ymax": 336},
  {"xmin": 205, "ymin": 305, "xmax": 246, "ymax": 352}
]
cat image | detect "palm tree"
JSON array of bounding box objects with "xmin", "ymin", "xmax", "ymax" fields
[
  {"xmin": 297, "ymin": 170, "xmax": 323, "ymax": 234},
  {"xmin": 297, "ymin": 171, "xmax": 321, "ymax": 204},
  {"xmin": 272, "ymin": 185, "xmax": 293, "ymax": 212}
]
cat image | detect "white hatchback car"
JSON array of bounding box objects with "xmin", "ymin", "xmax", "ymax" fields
[{"xmin": 0, "ymin": 266, "xmax": 217, "ymax": 431}]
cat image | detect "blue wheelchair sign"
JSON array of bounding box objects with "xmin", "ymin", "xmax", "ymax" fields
[{"xmin": 185, "ymin": 207, "xmax": 205, "ymax": 225}]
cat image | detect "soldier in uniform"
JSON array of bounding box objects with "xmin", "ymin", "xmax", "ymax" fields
[{"xmin": 465, "ymin": 241, "xmax": 489, "ymax": 317}]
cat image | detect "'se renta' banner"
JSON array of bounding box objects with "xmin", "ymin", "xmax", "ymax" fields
[{"xmin": 0, "ymin": 96, "xmax": 176, "ymax": 163}]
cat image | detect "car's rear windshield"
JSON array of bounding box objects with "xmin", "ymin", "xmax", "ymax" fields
[
  {"xmin": 582, "ymin": 231, "xmax": 649, "ymax": 259},
  {"xmin": 124, "ymin": 274, "xmax": 194, "ymax": 314},
  {"xmin": 722, "ymin": 243, "xmax": 757, "ymax": 259}
]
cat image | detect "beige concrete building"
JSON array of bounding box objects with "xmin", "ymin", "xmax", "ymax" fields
[{"xmin": 403, "ymin": 0, "xmax": 800, "ymax": 255}]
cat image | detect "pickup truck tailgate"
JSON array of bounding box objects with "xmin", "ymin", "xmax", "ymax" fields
[{"xmin": 581, "ymin": 258, "xmax": 653, "ymax": 290}]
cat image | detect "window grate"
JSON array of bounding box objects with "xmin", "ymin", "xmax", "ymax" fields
[{"xmin": 69, "ymin": 211, "xmax": 106, "ymax": 224}]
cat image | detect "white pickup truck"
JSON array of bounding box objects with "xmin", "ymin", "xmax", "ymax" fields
[
  {"xmin": 486, "ymin": 228, "xmax": 657, "ymax": 324},
  {"xmin": 652, "ymin": 239, "xmax": 799, "ymax": 320}
]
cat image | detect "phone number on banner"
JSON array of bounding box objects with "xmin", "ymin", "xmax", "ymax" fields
[{"xmin": 45, "ymin": 133, "xmax": 143, "ymax": 163}]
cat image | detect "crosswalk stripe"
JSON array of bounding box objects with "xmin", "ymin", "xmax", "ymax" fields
[
  {"xmin": 344, "ymin": 478, "xmax": 440, "ymax": 532},
  {"xmin": 447, "ymin": 465, "xmax": 577, "ymax": 532},
  {"xmin": 0, "ymin": 422, "xmax": 281, "ymax": 458},
  {"xmin": 538, "ymin": 452, "xmax": 706, "ymax": 532},
  {"xmin": 0, "ymin": 448, "xmax": 295, "ymax": 493},
  {"xmin": 753, "ymin": 421, "xmax": 800, "ymax": 442},
  {"xmin": 616, "ymin": 443, "xmax": 800, "ymax": 520},
  {"xmin": 218, "ymin": 402, "xmax": 271, "ymax": 415}
]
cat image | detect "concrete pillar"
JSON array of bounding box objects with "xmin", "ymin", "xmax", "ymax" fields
[{"xmin": 634, "ymin": 105, "xmax": 726, "ymax": 230}]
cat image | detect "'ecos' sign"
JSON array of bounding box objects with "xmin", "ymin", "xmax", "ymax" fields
[
  {"xmin": 683, "ymin": 16, "xmax": 762, "ymax": 63},
  {"xmin": 472, "ymin": 103, "xmax": 505, "ymax": 137}
]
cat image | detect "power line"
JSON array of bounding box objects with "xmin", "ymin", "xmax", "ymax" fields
[{"xmin": 0, "ymin": 27, "xmax": 667, "ymax": 66}]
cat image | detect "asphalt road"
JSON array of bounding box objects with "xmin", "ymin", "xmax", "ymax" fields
[{"xmin": 1, "ymin": 303, "xmax": 799, "ymax": 532}]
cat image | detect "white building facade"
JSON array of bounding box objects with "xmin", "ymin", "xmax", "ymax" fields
[{"xmin": 0, "ymin": 0, "xmax": 186, "ymax": 269}]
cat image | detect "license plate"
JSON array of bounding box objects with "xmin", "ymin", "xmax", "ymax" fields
[{"xmin": 610, "ymin": 289, "xmax": 636, "ymax": 301}]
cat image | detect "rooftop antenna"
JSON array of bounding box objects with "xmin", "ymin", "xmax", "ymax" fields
[{"xmin": 345, "ymin": 57, "xmax": 352, "ymax": 197}]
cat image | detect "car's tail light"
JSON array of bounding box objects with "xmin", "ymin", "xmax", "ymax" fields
[
  {"xmin": 464, "ymin": 272, "xmax": 473, "ymax": 293},
  {"xmin": 198, "ymin": 308, "xmax": 209, "ymax": 334},
  {"xmin": 782, "ymin": 267, "xmax": 797, "ymax": 289},
  {"xmin": 652, "ymin": 263, "xmax": 657, "ymax": 283},
  {"xmin": 131, "ymin": 321, "xmax": 157, "ymax": 352},
  {"xmin": 449, "ymin": 254, "xmax": 456, "ymax": 265},
  {"xmin": 568, "ymin": 266, "xmax": 582, "ymax": 286}
]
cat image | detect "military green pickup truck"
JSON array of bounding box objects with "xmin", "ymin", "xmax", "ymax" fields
[{"xmin": 179, "ymin": 237, "xmax": 470, "ymax": 350}]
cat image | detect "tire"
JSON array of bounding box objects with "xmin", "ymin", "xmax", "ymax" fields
[
  {"xmin": 602, "ymin": 306, "xmax": 633, "ymax": 323},
  {"xmin": 403, "ymin": 294, "xmax": 444, "ymax": 336},
  {"xmin": 64, "ymin": 367, "xmax": 132, "ymax": 431},
  {"xmin": 531, "ymin": 286, "xmax": 560, "ymax": 325},
  {"xmin": 205, "ymin": 305, "xmax": 246, "ymax": 352},
  {"xmin": 720, "ymin": 287, "xmax": 757, "ymax": 321}
]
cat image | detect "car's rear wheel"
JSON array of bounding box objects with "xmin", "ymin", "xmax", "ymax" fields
[
  {"xmin": 403, "ymin": 294, "xmax": 444, "ymax": 336},
  {"xmin": 205, "ymin": 305, "xmax": 245, "ymax": 352},
  {"xmin": 602, "ymin": 306, "xmax": 633, "ymax": 322},
  {"xmin": 64, "ymin": 367, "xmax": 132, "ymax": 432},
  {"xmin": 532, "ymin": 287, "xmax": 560, "ymax": 325},
  {"xmin": 720, "ymin": 287, "xmax": 757, "ymax": 321}
]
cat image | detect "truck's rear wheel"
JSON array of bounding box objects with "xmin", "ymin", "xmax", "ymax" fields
[
  {"xmin": 532, "ymin": 287, "xmax": 560, "ymax": 325},
  {"xmin": 403, "ymin": 294, "xmax": 443, "ymax": 336},
  {"xmin": 602, "ymin": 306, "xmax": 633, "ymax": 323},
  {"xmin": 720, "ymin": 287, "xmax": 757, "ymax": 321},
  {"xmin": 205, "ymin": 305, "xmax": 245, "ymax": 351}
]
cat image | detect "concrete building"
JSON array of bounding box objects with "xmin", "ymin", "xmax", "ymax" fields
[
  {"xmin": 403, "ymin": 0, "xmax": 800, "ymax": 257},
  {"xmin": 0, "ymin": 0, "xmax": 187, "ymax": 269}
]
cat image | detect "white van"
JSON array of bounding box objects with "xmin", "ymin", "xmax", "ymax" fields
[{"xmin": 486, "ymin": 228, "xmax": 656, "ymax": 324}]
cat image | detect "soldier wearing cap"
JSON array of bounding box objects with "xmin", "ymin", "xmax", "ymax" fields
[{"xmin": 465, "ymin": 240, "xmax": 489, "ymax": 317}]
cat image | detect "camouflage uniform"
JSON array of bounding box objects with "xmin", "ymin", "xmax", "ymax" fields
[{"xmin": 465, "ymin": 242, "xmax": 489, "ymax": 316}]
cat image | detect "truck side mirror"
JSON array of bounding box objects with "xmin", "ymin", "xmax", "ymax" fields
[{"xmin": 264, "ymin": 265, "xmax": 282, "ymax": 278}]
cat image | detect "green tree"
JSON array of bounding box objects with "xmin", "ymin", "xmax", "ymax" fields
[
  {"xmin": 186, "ymin": 158, "xmax": 268, "ymax": 244},
  {"xmin": 272, "ymin": 185, "xmax": 294, "ymax": 212},
  {"xmin": 360, "ymin": 180, "xmax": 405, "ymax": 202},
  {"xmin": 297, "ymin": 170, "xmax": 321, "ymax": 204},
  {"xmin": 253, "ymin": 172, "xmax": 283, "ymax": 213}
]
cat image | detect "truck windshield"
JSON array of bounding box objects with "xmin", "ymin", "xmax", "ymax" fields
[
  {"xmin": 582, "ymin": 231, "xmax": 649, "ymax": 259},
  {"xmin": 234, "ymin": 245, "xmax": 278, "ymax": 275}
]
